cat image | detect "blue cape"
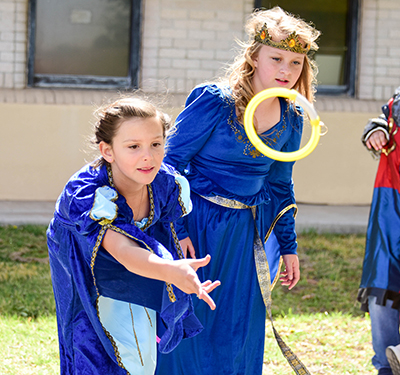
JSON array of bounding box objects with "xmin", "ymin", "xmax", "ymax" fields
[{"xmin": 47, "ymin": 162, "xmax": 202, "ymax": 374}]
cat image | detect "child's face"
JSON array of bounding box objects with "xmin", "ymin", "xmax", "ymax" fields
[
  {"xmin": 251, "ymin": 45, "xmax": 304, "ymax": 94},
  {"xmin": 101, "ymin": 116, "xmax": 165, "ymax": 191}
]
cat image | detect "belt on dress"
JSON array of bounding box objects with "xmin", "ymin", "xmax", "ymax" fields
[{"xmin": 200, "ymin": 194, "xmax": 311, "ymax": 375}]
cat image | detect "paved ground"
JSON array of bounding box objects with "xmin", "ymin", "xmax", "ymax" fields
[{"xmin": 0, "ymin": 200, "xmax": 370, "ymax": 234}]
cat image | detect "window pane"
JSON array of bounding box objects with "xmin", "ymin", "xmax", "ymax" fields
[
  {"xmin": 258, "ymin": 1, "xmax": 349, "ymax": 86},
  {"xmin": 34, "ymin": 0, "xmax": 131, "ymax": 77}
]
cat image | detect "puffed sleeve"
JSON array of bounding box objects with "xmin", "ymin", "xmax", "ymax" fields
[
  {"xmin": 165, "ymin": 84, "xmax": 229, "ymax": 174},
  {"xmin": 164, "ymin": 85, "xmax": 228, "ymax": 240}
]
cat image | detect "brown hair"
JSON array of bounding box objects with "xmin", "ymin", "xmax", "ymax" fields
[
  {"xmin": 91, "ymin": 97, "xmax": 172, "ymax": 167},
  {"xmin": 228, "ymin": 6, "xmax": 320, "ymax": 122}
]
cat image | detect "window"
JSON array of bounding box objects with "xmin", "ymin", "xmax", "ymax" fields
[
  {"xmin": 28, "ymin": 0, "xmax": 142, "ymax": 89},
  {"xmin": 254, "ymin": 0, "xmax": 359, "ymax": 96}
]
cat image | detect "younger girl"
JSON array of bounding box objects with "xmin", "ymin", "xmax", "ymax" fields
[
  {"xmin": 47, "ymin": 97, "xmax": 220, "ymax": 375},
  {"xmin": 156, "ymin": 6, "xmax": 320, "ymax": 375}
]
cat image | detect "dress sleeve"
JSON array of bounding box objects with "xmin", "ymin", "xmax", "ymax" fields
[
  {"xmin": 164, "ymin": 85, "xmax": 228, "ymax": 174},
  {"xmin": 164, "ymin": 85, "xmax": 227, "ymax": 240},
  {"xmin": 266, "ymin": 108, "xmax": 303, "ymax": 255},
  {"xmin": 54, "ymin": 175, "xmax": 103, "ymax": 237}
]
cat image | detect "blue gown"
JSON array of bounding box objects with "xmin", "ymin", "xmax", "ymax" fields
[
  {"xmin": 47, "ymin": 162, "xmax": 202, "ymax": 375},
  {"xmin": 155, "ymin": 84, "xmax": 303, "ymax": 375}
]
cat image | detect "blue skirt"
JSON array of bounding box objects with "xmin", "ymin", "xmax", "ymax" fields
[{"xmin": 156, "ymin": 193, "xmax": 266, "ymax": 375}]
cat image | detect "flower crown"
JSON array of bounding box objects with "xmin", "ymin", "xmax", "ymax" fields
[{"xmin": 255, "ymin": 23, "xmax": 311, "ymax": 55}]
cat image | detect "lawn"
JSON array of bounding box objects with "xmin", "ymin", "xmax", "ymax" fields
[{"xmin": 0, "ymin": 225, "xmax": 375, "ymax": 374}]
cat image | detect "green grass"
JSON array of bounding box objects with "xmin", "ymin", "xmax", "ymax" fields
[
  {"xmin": 0, "ymin": 225, "xmax": 55, "ymax": 318},
  {"xmin": 272, "ymin": 230, "xmax": 366, "ymax": 317},
  {"xmin": 0, "ymin": 225, "xmax": 375, "ymax": 374},
  {"xmin": 0, "ymin": 316, "xmax": 59, "ymax": 375}
]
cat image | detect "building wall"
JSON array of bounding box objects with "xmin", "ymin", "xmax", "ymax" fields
[
  {"xmin": 141, "ymin": 0, "xmax": 254, "ymax": 93},
  {"xmin": 357, "ymin": 0, "xmax": 400, "ymax": 100},
  {"xmin": 0, "ymin": 0, "xmax": 398, "ymax": 205},
  {"xmin": 0, "ymin": 0, "xmax": 26, "ymax": 89}
]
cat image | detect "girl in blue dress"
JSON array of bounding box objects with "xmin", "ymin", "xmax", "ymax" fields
[
  {"xmin": 156, "ymin": 7, "xmax": 320, "ymax": 375},
  {"xmin": 47, "ymin": 97, "xmax": 220, "ymax": 375}
]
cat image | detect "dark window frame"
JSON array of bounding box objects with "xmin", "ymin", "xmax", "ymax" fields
[
  {"xmin": 27, "ymin": 0, "xmax": 143, "ymax": 90},
  {"xmin": 254, "ymin": 0, "xmax": 359, "ymax": 96}
]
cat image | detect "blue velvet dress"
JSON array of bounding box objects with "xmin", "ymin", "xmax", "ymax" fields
[
  {"xmin": 47, "ymin": 162, "xmax": 202, "ymax": 375},
  {"xmin": 155, "ymin": 84, "xmax": 303, "ymax": 375}
]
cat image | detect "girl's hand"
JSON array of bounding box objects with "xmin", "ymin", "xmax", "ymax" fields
[
  {"xmin": 179, "ymin": 237, "xmax": 196, "ymax": 259},
  {"xmin": 102, "ymin": 230, "xmax": 219, "ymax": 308},
  {"xmin": 366, "ymin": 130, "xmax": 388, "ymax": 151},
  {"xmin": 280, "ymin": 254, "xmax": 300, "ymax": 290},
  {"xmin": 168, "ymin": 254, "xmax": 221, "ymax": 310}
]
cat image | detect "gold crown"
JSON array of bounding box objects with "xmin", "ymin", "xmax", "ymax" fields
[{"xmin": 255, "ymin": 23, "xmax": 310, "ymax": 55}]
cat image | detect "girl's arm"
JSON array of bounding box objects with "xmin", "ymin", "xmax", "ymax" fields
[{"xmin": 102, "ymin": 229, "xmax": 220, "ymax": 309}]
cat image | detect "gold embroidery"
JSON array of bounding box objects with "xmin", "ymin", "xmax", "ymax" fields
[
  {"xmin": 199, "ymin": 193, "xmax": 309, "ymax": 374},
  {"xmin": 90, "ymin": 223, "xmax": 176, "ymax": 373},
  {"xmin": 107, "ymin": 163, "xmax": 155, "ymax": 231},
  {"xmin": 107, "ymin": 163, "xmax": 115, "ymax": 187},
  {"xmin": 140, "ymin": 185, "xmax": 154, "ymax": 231},
  {"xmin": 91, "ymin": 225, "xmax": 130, "ymax": 374},
  {"xmin": 129, "ymin": 303, "xmax": 144, "ymax": 367},
  {"xmin": 200, "ymin": 194, "xmax": 252, "ymax": 209},
  {"xmin": 166, "ymin": 283, "xmax": 177, "ymax": 302},
  {"xmin": 251, "ymin": 205, "xmax": 310, "ymax": 375},
  {"xmin": 99, "ymin": 218, "xmax": 113, "ymax": 226},
  {"xmin": 229, "ymin": 104, "xmax": 288, "ymax": 158},
  {"xmin": 174, "ymin": 179, "xmax": 188, "ymax": 217},
  {"xmin": 144, "ymin": 307, "xmax": 153, "ymax": 327},
  {"xmin": 382, "ymin": 120, "xmax": 397, "ymax": 156},
  {"xmin": 170, "ymin": 222, "xmax": 184, "ymax": 259}
]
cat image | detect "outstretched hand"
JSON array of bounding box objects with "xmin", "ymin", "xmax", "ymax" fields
[
  {"xmin": 280, "ymin": 254, "xmax": 300, "ymax": 290},
  {"xmin": 169, "ymin": 254, "xmax": 221, "ymax": 310}
]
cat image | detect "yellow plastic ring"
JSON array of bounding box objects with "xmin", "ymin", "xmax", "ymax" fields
[{"xmin": 243, "ymin": 87, "xmax": 321, "ymax": 162}]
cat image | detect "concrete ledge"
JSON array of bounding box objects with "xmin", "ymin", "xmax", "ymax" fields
[
  {"xmin": 0, "ymin": 200, "xmax": 370, "ymax": 234},
  {"xmin": 295, "ymin": 204, "xmax": 369, "ymax": 235}
]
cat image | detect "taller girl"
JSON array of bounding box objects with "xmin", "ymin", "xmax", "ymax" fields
[{"xmin": 156, "ymin": 6, "xmax": 320, "ymax": 375}]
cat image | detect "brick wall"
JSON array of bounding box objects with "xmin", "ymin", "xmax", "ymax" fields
[
  {"xmin": 357, "ymin": 0, "xmax": 400, "ymax": 100},
  {"xmin": 0, "ymin": 0, "xmax": 399, "ymax": 103},
  {"xmin": 141, "ymin": 0, "xmax": 253, "ymax": 94},
  {"xmin": 0, "ymin": 0, "xmax": 27, "ymax": 89}
]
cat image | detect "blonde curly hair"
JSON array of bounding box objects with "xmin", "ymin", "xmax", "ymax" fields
[{"xmin": 228, "ymin": 6, "xmax": 320, "ymax": 122}]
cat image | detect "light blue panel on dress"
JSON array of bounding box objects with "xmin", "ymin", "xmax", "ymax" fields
[
  {"xmin": 175, "ymin": 174, "xmax": 193, "ymax": 214},
  {"xmin": 98, "ymin": 296, "xmax": 157, "ymax": 375}
]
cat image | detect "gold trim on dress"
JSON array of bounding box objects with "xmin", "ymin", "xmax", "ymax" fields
[
  {"xmin": 382, "ymin": 120, "xmax": 397, "ymax": 156},
  {"xmin": 174, "ymin": 179, "xmax": 188, "ymax": 217},
  {"xmin": 200, "ymin": 194, "xmax": 309, "ymax": 374},
  {"xmin": 90, "ymin": 225, "xmax": 130, "ymax": 373},
  {"xmin": 170, "ymin": 222, "xmax": 184, "ymax": 260},
  {"xmin": 90, "ymin": 223, "xmax": 177, "ymax": 372},
  {"xmin": 229, "ymin": 103, "xmax": 289, "ymax": 158},
  {"xmin": 251, "ymin": 205, "xmax": 310, "ymax": 375},
  {"xmin": 129, "ymin": 303, "xmax": 144, "ymax": 367}
]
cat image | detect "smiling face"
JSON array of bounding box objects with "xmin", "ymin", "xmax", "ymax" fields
[
  {"xmin": 251, "ymin": 45, "xmax": 304, "ymax": 94},
  {"xmin": 100, "ymin": 116, "xmax": 165, "ymax": 194}
]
